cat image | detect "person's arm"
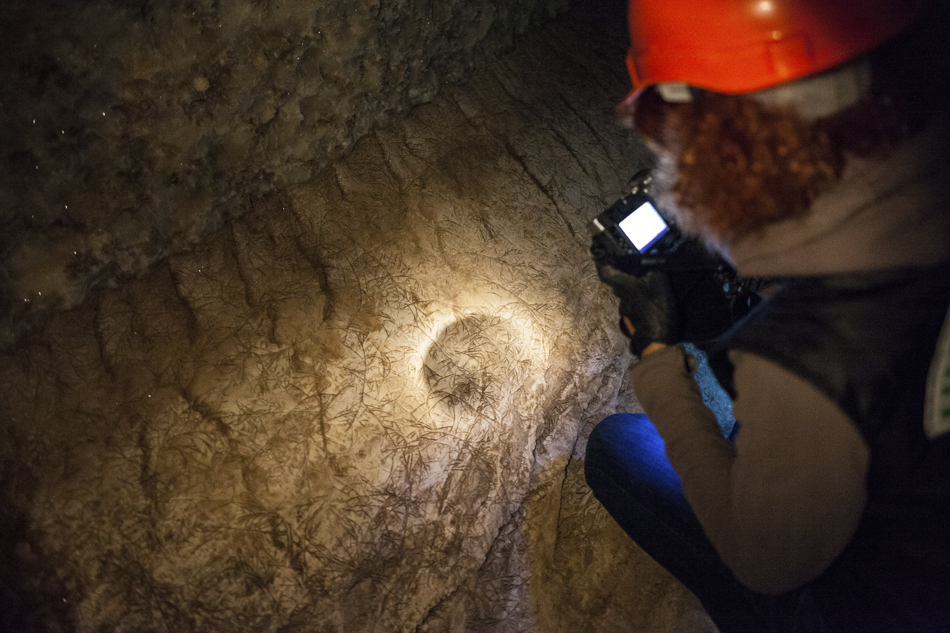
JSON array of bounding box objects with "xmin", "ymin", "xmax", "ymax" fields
[{"xmin": 630, "ymin": 346, "xmax": 870, "ymax": 594}]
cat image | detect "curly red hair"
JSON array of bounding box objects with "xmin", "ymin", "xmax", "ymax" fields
[
  {"xmin": 634, "ymin": 90, "xmax": 845, "ymax": 239},
  {"xmin": 626, "ymin": 20, "xmax": 945, "ymax": 242}
]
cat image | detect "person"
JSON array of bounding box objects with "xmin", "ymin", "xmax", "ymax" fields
[{"xmin": 584, "ymin": 0, "xmax": 950, "ymax": 631}]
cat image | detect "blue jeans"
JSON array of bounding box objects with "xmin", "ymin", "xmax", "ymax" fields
[{"xmin": 584, "ymin": 413, "xmax": 824, "ymax": 633}]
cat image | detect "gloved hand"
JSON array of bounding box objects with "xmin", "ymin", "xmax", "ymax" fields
[
  {"xmin": 594, "ymin": 256, "xmax": 678, "ymax": 356},
  {"xmin": 592, "ymin": 229, "xmax": 756, "ymax": 355}
]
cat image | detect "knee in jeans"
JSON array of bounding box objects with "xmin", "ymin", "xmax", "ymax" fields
[{"xmin": 585, "ymin": 413, "xmax": 652, "ymax": 470}]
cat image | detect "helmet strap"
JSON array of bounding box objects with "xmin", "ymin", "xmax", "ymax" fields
[
  {"xmin": 748, "ymin": 60, "xmax": 873, "ymax": 120},
  {"xmin": 656, "ymin": 83, "xmax": 694, "ymax": 103}
]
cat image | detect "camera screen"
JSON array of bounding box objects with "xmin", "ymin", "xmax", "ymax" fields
[{"xmin": 618, "ymin": 201, "xmax": 669, "ymax": 253}]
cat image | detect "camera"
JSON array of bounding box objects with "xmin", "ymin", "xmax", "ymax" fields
[
  {"xmin": 588, "ymin": 173, "xmax": 723, "ymax": 275},
  {"xmin": 590, "ymin": 172, "xmax": 769, "ymax": 342}
]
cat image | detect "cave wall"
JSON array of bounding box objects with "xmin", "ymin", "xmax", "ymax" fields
[
  {"xmin": 0, "ymin": 1, "xmax": 724, "ymax": 631},
  {"xmin": 0, "ymin": 0, "xmax": 570, "ymax": 347}
]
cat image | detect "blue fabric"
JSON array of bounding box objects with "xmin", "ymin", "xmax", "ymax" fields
[{"xmin": 584, "ymin": 413, "xmax": 823, "ymax": 633}]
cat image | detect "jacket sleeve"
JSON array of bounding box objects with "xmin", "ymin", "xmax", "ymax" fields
[{"xmin": 629, "ymin": 344, "xmax": 870, "ymax": 594}]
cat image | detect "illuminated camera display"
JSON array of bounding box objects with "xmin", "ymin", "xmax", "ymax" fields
[
  {"xmin": 617, "ymin": 199, "xmax": 670, "ymax": 253},
  {"xmin": 588, "ymin": 189, "xmax": 688, "ymax": 273}
]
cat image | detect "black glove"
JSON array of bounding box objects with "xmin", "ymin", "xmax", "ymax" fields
[
  {"xmin": 591, "ymin": 233, "xmax": 757, "ymax": 355},
  {"xmin": 665, "ymin": 268, "xmax": 742, "ymax": 346},
  {"xmin": 594, "ymin": 257, "xmax": 678, "ymax": 356}
]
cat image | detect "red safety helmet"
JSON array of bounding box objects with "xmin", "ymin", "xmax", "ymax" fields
[{"xmin": 625, "ymin": 0, "xmax": 926, "ymax": 98}]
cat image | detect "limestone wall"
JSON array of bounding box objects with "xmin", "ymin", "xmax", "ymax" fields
[
  {"xmin": 0, "ymin": 1, "xmax": 722, "ymax": 631},
  {"xmin": 0, "ymin": 0, "xmax": 569, "ymax": 346}
]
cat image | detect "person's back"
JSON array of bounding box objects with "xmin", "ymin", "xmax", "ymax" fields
[{"xmin": 585, "ymin": 1, "xmax": 950, "ymax": 630}]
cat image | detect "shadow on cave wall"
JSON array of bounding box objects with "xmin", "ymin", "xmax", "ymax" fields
[{"xmin": 0, "ymin": 0, "xmax": 575, "ymax": 348}]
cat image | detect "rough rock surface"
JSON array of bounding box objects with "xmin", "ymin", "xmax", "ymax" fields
[
  {"xmin": 0, "ymin": 0, "xmax": 570, "ymax": 347},
  {"xmin": 0, "ymin": 3, "xmax": 720, "ymax": 632}
]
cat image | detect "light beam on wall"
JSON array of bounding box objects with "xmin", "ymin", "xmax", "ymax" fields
[{"xmin": 407, "ymin": 291, "xmax": 550, "ymax": 433}]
